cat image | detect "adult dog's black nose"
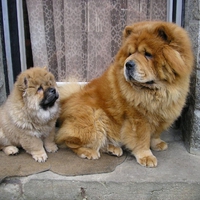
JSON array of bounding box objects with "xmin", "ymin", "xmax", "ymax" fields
[{"xmin": 126, "ymin": 60, "xmax": 135, "ymax": 71}]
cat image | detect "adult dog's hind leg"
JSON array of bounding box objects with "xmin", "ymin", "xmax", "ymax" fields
[
  {"xmin": 72, "ymin": 147, "xmax": 100, "ymax": 160},
  {"xmin": 56, "ymin": 108, "xmax": 108, "ymax": 160},
  {"xmin": 106, "ymin": 144, "xmax": 123, "ymax": 157},
  {"xmin": 58, "ymin": 134, "xmax": 101, "ymax": 160}
]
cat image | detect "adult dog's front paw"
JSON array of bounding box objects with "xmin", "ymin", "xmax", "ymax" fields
[
  {"xmin": 137, "ymin": 155, "xmax": 157, "ymax": 167},
  {"xmin": 135, "ymin": 150, "xmax": 157, "ymax": 167}
]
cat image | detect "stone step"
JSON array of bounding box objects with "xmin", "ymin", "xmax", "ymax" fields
[{"xmin": 1, "ymin": 130, "xmax": 200, "ymax": 200}]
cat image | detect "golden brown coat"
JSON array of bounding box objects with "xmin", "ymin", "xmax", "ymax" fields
[{"xmin": 56, "ymin": 21, "xmax": 194, "ymax": 167}]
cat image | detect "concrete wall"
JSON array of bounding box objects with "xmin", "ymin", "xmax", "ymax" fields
[{"xmin": 182, "ymin": 0, "xmax": 200, "ymax": 154}]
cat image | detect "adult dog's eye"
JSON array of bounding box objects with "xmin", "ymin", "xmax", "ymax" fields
[
  {"xmin": 37, "ymin": 86, "xmax": 43, "ymax": 91},
  {"xmin": 128, "ymin": 52, "xmax": 133, "ymax": 57},
  {"xmin": 145, "ymin": 52, "xmax": 152, "ymax": 59}
]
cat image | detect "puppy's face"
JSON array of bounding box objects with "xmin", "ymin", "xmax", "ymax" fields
[{"xmin": 16, "ymin": 67, "xmax": 59, "ymax": 111}]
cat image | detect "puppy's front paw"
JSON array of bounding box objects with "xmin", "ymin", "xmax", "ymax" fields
[
  {"xmin": 137, "ymin": 155, "xmax": 157, "ymax": 167},
  {"xmin": 3, "ymin": 146, "xmax": 19, "ymax": 155},
  {"xmin": 45, "ymin": 143, "xmax": 58, "ymax": 153},
  {"xmin": 32, "ymin": 152, "xmax": 48, "ymax": 162}
]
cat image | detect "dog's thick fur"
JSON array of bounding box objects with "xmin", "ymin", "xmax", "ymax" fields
[
  {"xmin": 56, "ymin": 21, "xmax": 194, "ymax": 167},
  {"xmin": 0, "ymin": 67, "xmax": 60, "ymax": 162}
]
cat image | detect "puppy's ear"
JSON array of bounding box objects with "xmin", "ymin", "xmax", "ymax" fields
[
  {"xmin": 123, "ymin": 26, "xmax": 133, "ymax": 38},
  {"xmin": 23, "ymin": 77, "xmax": 28, "ymax": 88},
  {"xmin": 16, "ymin": 73, "xmax": 30, "ymax": 91}
]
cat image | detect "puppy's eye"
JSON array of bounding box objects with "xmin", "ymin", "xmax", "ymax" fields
[
  {"xmin": 37, "ymin": 86, "xmax": 43, "ymax": 91},
  {"xmin": 49, "ymin": 81, "xmax": 53, "ymax": 86},
  {"xmin": 145, "ymin": 52, "xmax": 152, "ymax": 59}
]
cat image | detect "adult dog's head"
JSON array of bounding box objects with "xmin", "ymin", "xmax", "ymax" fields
[
  {"xmin": 16, "ymin": 67, "xmax": 59, "ymax": 111},
  {"xmin": 116, "ymin": 21, "xmax": 194, "ymax": 90}
]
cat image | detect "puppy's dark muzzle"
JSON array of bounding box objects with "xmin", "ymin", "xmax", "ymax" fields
[
  {"xmin": 48, "ymin": 88, "xmax": 58, "ymax": 97},
  {"xmin": 40, "ymin": 88, "xmax": 59, "ymax": 109}
]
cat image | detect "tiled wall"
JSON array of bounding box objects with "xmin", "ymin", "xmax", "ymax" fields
[{"xmin": 26, "ymin": 0, "xmax": 167, "ymax": 82}]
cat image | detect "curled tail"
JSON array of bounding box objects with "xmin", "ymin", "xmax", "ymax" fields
[{"xmin": 57, "ymin": 82, "xmax": 85, "ymax": 102}]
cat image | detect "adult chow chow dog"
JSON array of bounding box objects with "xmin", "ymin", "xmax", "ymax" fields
[
  {"xmin": 56, "ymin": 21, "xmax": 194, "ymax": 167},
  {"xmin": 0, "ymin": 67, "xmax": 59, "ymax": 162}
]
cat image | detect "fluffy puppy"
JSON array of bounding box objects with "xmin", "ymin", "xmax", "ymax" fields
[
  {"xmin": 56, "ymin": 21, "xmax": 194, "ymax": 167},
  {"xmin": 0, "ymin": 67, "xmax": 59, "ymax": 162}
]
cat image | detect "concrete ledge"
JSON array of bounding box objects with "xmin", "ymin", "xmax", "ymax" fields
[{"xmin": 1, "ymin": 130, "xmax": 200, "ymax": 200}]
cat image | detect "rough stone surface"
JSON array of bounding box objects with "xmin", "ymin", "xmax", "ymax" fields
[
  {"xmin": 190, "ymin": 110, "xmax": 200, "ymax": 155},
  {"xmin": 182, "ymin": 0, "xmax": 200, "ymax": 154},
  {"xmin": 0, "ymin": 130, "xmax": 200, "ymax": 200},
  {"xmin": 196, "ymin": 70, "xmax": 200, "ymax": 108}
]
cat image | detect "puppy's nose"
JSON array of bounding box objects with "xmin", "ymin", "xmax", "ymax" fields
[
  {"xmin": 49, "ymin": 88, "xmax": 56, "ymax": 94},
  {"xmin": 126, "ymin": 60, "xmax": 135, "ymax": 71}
]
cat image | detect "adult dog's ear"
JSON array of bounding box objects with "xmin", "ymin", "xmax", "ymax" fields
[
  {"xmin": 154, "ymin": 25, "xmax": 172, "ymax": 43},
  {"xmin": 43, "ymin": 66, "xmax": 49, "ymax": 71},
  {"xmin": 123, "ymin": 26, "xmax": 133, "ymax": 38}
]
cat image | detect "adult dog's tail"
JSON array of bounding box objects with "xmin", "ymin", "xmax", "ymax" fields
[{"xmin": 57, "ymin": 83, "xmax": 84, "ymax": 102}]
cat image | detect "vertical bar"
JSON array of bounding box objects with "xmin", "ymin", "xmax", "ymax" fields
[
  {"xmin": 1, "ymin": 0, "xmax": 14, "ymax": 91},
  {"xmin": 176, "ymin": 0, "xmax": 182, "ymax": 26},
  {"xmin": 167, "ymin": 0, "xmax": 173, "ymax": 22},
  {"xmin": 148, "ymin": 0, "xmax": 152, "ymax": 20},
  {"xmin": 16, "ymin": 0, "xmax": 27, "ymax": 72}
]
